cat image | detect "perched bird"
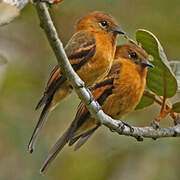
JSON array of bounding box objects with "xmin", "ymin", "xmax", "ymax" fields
[
  {"xmin": 28, "ymin": 11, "xmax": 125, "ymax": 153},
  {"xmin": 40, "ymin": 44, "xmax": 153, "ymax": 173}
]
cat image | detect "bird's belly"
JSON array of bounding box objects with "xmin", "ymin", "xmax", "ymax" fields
[{"xmin": 103, "ymin": 79, "xmax": 145, "ymax": 120}]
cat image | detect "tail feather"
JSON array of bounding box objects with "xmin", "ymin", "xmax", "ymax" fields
[
  {"xmin": 68, "ymin": 135, "xmax": 81, "ymax": 146},
  {"xmin": 35, "ymin": 95, "xmax": 47, "ymax": 110},
  {"xmin": 74, "ymin": 126, "xmax": 99, "ymax": 151},
  {"xmin": 74, "ymin": 135, "xmax": 91, "ymax": 151},
  {"xmin": 40, "ymin": 126, "xmax": 74, "ymax": 174},
  {"xmin": 28, "ymin": 99, "xmax": 52, "ymax": 153}
]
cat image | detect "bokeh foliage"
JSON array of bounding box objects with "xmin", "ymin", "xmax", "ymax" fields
[{"xmin": 0, "ymin": 0, "xmax": 180, "ymax": 180}]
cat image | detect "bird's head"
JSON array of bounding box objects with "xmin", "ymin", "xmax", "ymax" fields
[
  {"xmin": 76, "ymin": 11, "xmax": 125, "ymax": 36},
  {"xmin": 115, "ymin": 44, "xmax": 154, "ymax": 70}
]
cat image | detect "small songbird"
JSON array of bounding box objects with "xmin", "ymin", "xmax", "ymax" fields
[
  {"xmin": 28, "ymin": 11, "xmax": 125, "ymax": 153},
  {"xmin": 40, "ymin": 44, "xmax": 153, "ymax": 174}
]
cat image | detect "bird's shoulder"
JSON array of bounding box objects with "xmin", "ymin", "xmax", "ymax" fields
[
  {"xmin": 108, "ymin": 59, "xmax": 122, "ymax": 76},
  {"xmin": 45, "ymin": 31, "xmax": 96, "ymax": 91},
  {"xmin": 65, "ymin": 30, "xmax": 96, "ymax": 57}
]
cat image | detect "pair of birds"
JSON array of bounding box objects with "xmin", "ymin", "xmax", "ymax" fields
[{"xmin": 28, "ymin": 11, "xmax": 153, "ymax": 173}]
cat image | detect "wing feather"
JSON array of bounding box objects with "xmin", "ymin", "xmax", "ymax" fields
[
  {"xmin": 36, "ymin": 31, "xmax": 96, "ymax": 109},
  {"xmin": 28, "ymin": 31, "xmax": 96, "ymax": 153}
]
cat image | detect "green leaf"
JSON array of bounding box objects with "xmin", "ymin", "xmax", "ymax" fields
[
  {"xmin": 169, "ymin": 61, "xmax": 180, "ymax": 92},
  {"xmin": 135, "ymin": 90, "xmax": 155, "ymax": 110},
  {"xmin": 0, "ymin": 55, "xmax": 8, "ymax": 65},
  {"xmin": 172, "ymin": 102, "xmax": 180, "ymax": 113},
  {"xmin": 136, "ymin": 29, "xmax": 177, "ymax": 98}
]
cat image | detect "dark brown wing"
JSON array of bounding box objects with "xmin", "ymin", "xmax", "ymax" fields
[
  {"xmin": 35, "ymin": 65, "xmax": 64, "ymax": 110},
  {"xmin": 64, "ymin": 65, "xmax": 122, "ymax": 147},
  {"xmin": 36, "ymin": 31, "xmax": 96, "ymax": 110},
  {"xmin": 28, "ymin": 31, "xmax": 96, "ymax": 154},
  {"xmin": 39, "ymin": 65, "xmax": 121, "ymax": 174},
  {"xmin": 69, "ymin": 60, "xmax": 122, "ymax": 145}
]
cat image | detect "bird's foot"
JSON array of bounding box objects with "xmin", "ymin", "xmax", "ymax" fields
[
  {"xmin": 135, "ymin": 136, "xmax": 144, "ymax": 142},
  {"xmin": 121, "ymin": 121, "xmax": 134, "ymax": 133},
  {"xmin": 86, "ymin": 88, "xmax": 95, "ymax": 105},
  {"xmin": 95, "ymin": 100, "xmax": 101, "ymax": 112},
  {"xmin": 174, "ymin": 117, "xmax": 180, "ymax": 125},
  {"xmin": 114, "ymin": 121, "xmax": 134, "ymax": 134},
  {"xmin": 151, "ymin": 120, "xmax": 160, "ymax": 130},
  {"xmin": 121, "ymin": 122, "xmax": 143, "ymax": 142}
]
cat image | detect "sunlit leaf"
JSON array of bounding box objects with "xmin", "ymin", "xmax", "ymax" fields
[
  {"xmin": 136, "ymin": 29, "xmax": 177, "ymax": 98},
  {"xmin": 135, "ymin": 90, "xmax": 155, "ymax": 110},
  {"xmin": 172, "ymin": 102, "xmax": 180, "ymax": 113},
  {"xmin": 169, "ymin": 61, "xmax": 180, "ymax": 92}
]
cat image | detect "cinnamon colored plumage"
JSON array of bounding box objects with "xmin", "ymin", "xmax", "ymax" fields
[
  {"xmin": 28, "ymin": 11, "xmax": 124, "ymax": 153},
  {"xmin": 40, "ymin": 44, "xmax": 153, "ymax": 174}
]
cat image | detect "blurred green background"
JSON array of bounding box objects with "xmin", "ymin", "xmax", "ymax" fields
[{"xmin": 0, "ymin": 0, "xmax": 180, "ymax": 180}]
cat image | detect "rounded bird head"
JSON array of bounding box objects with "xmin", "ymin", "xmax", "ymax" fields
[
  {"xmin": 76, "ymin": 11, "xmax": 125, "ymax": 36},
  {"xmin": 115, "ymin": 44, "xmax": 153, "ymax": 69}
]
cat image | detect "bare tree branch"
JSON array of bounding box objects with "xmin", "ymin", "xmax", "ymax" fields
[
  {"xmin": 0, "ymin": 0, "xmax": 30, "ymax": 25},
  {"xmin": 34, "ymin": 1, "xmax": 180, "ymax": 141}
]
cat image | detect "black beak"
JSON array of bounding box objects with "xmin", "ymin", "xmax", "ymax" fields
[
  {"xmin": 141, "ymin": 61, "xmax": 154, "ymax": 68},
  {"xmin": 113, "ymin": 28, "xmax": 125, "ymax": 35}
]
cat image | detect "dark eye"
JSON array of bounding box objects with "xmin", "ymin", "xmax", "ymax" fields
[
  {"xmin": 99, "ymin": 20, "xmax": 108, "ymax": 27},
  {"xmin": 130, "ymin": 52, "xmax": 138, "ymax": 59}
]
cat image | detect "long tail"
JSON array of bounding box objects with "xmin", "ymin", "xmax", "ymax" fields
[
  {"xmin": 28, "ymin": 99, "xmax": 52, "ymax": 153},
  {"xmin": 40, "ymin": 125, "xmax": 74, "ymax": 174},
  {"xmin": 35, "ymin": 95, "xmax": 47, "ymax": 110},
  {"xmin": 74, "ymin": 126, "xmax": 99, "ymax": 151}
]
